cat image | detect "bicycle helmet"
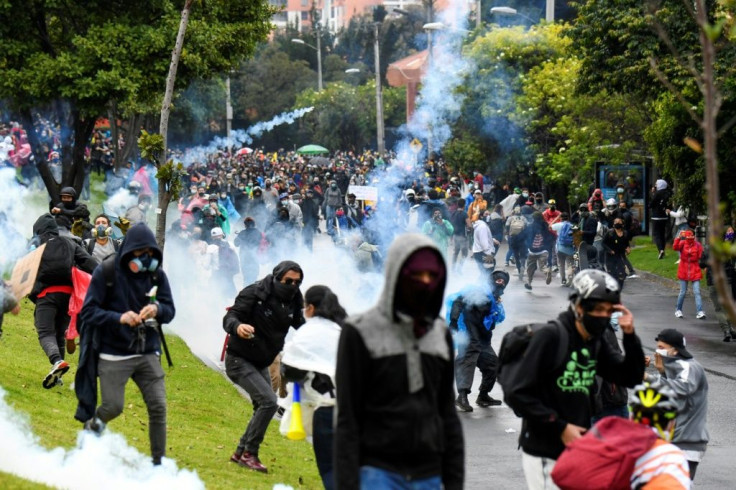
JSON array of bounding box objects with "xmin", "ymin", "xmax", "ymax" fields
[{"xmin": 630, "ymin": 381, "xmax": 679, "ymax": 440}]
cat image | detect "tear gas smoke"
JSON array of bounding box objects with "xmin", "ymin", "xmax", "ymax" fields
[
  {"xmin": 0, "ymin": 168, "xmax": 44, "ymax": 274},
  {"xmin": 182, "ymin": 107, "xmax": 315, "ymax": 166},
  {"xmin": 0, "ymin": 387, "xmax": 204, "ymax": 489}
]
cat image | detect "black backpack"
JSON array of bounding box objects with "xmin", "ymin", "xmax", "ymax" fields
[{"xmin": 497, "ymin": 320, "xmax": 568, "ymax": 415}]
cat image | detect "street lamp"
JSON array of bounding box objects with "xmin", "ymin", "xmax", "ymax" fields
[
  {"xmin": 490, "ymin": 6, "xmax": 537, "ymax": 25},
  {"xmin": 291, "ymin": 37, "xmax": 323, "ymax": 91}
]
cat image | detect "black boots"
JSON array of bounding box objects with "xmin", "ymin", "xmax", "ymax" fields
[
  {"xmin": 455, "ymin": 392, "xmax": 473, "ymax": 412},
  {"xmin": 476, "ymin": 392, "xmax": 503, "ymax": 407}
]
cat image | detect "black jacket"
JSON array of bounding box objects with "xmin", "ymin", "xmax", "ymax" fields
[
  {"xmin": 650, "ymin": 188, "xmax": 672, "ymax": 219},
  {"xmin": 223, "ymin": 262, "xmax": 305, "ymax": 369},
  {"xmin": 505, "ymin": 309, "xmax": 644, "ymax": 459},
  {"xmin": 30, "ymin": 214, "xmax": 98, "ymax": 302}
]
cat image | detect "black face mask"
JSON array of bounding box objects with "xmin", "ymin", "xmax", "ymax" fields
[
  {"xmin": 613, "ymin": 223, "xmax": 623, "ymax": 229},
  {"xmin": 550, "ymin": 206, "xmax": 556, "ymax": 212},
  {"xmin": 273, "ymin": 278, "xmax": 298, "ymax": 301},
  {"xmin": 582, "ymin": 314, "xmax": 610, "ymax": 337},
  {"xmin": 535, "ymin": 199, "xmax": 543, "ymax": 204}
]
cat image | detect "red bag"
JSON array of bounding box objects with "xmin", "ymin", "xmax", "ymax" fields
[
  {"xmin": 66, "ymin": 267, "xmax": 92, "ymax": 341},
  {"xmin": 551, "ymin": 416, "xmax": 657, "ymax": 490}
]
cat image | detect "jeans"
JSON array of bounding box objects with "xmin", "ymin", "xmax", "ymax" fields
[
  {"xmin": 313, "ymin": 407, "xmax": 335, "ymax": 490},
  {"xmin": 451, "ymin": 235, "xmax": 468, "ymax": 269},
  {"xmin": 526, "ymin": 250, "xmax": 549, "ymax": 284},
  {"xmin": 676, "ymin": 280, "xmax": 703, "ymax": 313},
  {"xmin": 557, "ymin": 250, "xmax": 573, "ymax": 283},
  {"xmin": 326, "ymin": 206, "xmax": 337, "ymax": 236},
  {"xmin": 359, "ymin": 466, "xmax": 442, "ymax": 490},
  {"xmin": 34, "ymin": 292, "xmax": 71, "ymax": 365},
  {"xmin": 97, "ymin": 354, "xmax": 167, "ymax": 462},
  {"xmin": 226, "ymin": 354, "xmax": 278, "ymax": 455}
]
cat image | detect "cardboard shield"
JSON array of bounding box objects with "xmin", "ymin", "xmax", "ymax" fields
[{"xmin": 8, "ymin": 244, "xmax": 46, "ymax": 299}]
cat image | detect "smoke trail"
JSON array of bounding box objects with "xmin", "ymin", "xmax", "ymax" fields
[
  {"xmin": 182, "ymin": 107, "xmax": 315, "ymax": 165},
  {"xmin": 0, "ymin": 387, "xmax": 204, "ymax": 490},
  {"xmin": 405, "ymin": 1, "xmax": 474, "ymax": 156},
  {"xmin": 0, "ymin": 168, "xmax": 45, "ymax": 274}
]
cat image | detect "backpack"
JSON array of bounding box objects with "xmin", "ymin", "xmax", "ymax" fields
[
  {"xmin": 497, "ymin": 320, "xmax": 568, "ymax": 415},
  {"xmin": 508, "ymin": 215, "xmax": 527, "ymax": 237},
  {"xmin": 558, "ymin": 221, "xmax": 574, "ymax": 247},
  {"xmin": 551, "ymin": 416, "xmax": 658, "ymax": 490}
]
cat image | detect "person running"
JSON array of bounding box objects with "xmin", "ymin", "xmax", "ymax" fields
[
  {"xmin": 524, "ymin": 212, "xmax": 554, "ymax": 291},
  {"xmin": 550, "ymin": 212, "xmax": 575, "ymax": 286},
  {"xmin": 602, "ymin": 216, "xmax": 631, "ymax": 289},
  {"xmin": 650, "ymin": 179, "xmax": 672, "ymax": 260},
  {"xmin": 502, "ymin": 269, "xmax": 645, "ymax": 490},
  {"xmin": 223, "ymin": 261, "xmax": 306, "ymax": 473},
  {"xmin": 281, "ymin": 285, "xmax": 348, "ymax": 490},
  {"xmin": 447, "ymin": 270, "xmax": 508, "ymax": 412},
  {"xmin": 77, "ymin": 223, "xmax": 176, "ymax": 465},
  {"xmin": 30, "ymin": 214, "xmax": 98, "ymax": 389}
]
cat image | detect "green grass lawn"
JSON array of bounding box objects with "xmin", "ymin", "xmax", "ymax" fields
[
  {"xmin": 628, "ymin": 235, "xmax": 680, "ymax": 279},
  {"xmin": 0, "ymin": 300, "xmax": 322, "ymax": 489}
]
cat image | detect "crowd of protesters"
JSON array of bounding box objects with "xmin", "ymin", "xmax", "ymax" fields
[{"xmin": 2, "ymin": 117, "xmax": 735, "ymax": 488}]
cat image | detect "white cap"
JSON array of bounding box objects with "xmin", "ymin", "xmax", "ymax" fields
[
  {"xmin": 210, "ymin": 227, "xmax": 224, "ymax": 237},
  {"xmin": 606, "ymin": 198, "xmax": 617, "ymax": 206},
  {"xmin": 405, "ymin": 188, "xmax": 416, "ymax": 196}
]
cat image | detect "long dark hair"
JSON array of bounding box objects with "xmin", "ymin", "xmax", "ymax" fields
[{"xmin": 305, "ymin": 285, "xmax": 347, "ymax": 327}]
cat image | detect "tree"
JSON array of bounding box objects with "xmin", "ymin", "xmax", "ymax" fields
[{"xmin": 0, "ymin": 0, "xmax": 274, "ymax": 203}]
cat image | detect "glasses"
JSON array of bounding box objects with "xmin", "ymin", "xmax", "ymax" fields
[{"xmin": 282, "ymin": 278, "xmax": 302, "ymax": 286}]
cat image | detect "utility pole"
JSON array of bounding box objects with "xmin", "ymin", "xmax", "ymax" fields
[
  {"xmin": 225, "ymin": 76, "xmax": 232, "ymax": 138},
  {"xmin": 546, "ymin": 0, "xmax": 554, "ymax": 22},
  {"xmin": 316, "ymin": 27, "xmax": 323, "ymax": 92},
  {"xmin": 374, "ymin": 22, "xmax": 385, "ymax": 155}
]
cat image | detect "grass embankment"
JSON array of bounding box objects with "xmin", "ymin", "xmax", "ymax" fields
[
  {"xmin": 0, "ymin": 300, "xmax": 321, "ymax": 489},
  {"xmin": 627, "ymin": 235, "xmax": 679, "ymax": 280}
]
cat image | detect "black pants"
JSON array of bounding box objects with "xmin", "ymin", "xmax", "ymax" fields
[
  {"xmin": 688, "ymin": 460, "xmax": 698, "ymax": 480},
  {"xmin": 313, "ymin": 406, "xmax": 334, "ymax": 490},
  {"xmin": 455, "ymin": 321, "xmax": 498, "ymax": 395},
  {"xmin": 652, "ymin": 219, "xmax": 668, "ymax": 253},
  {"xmin": 34, "ymin": 292, "xmax": 71, "ymax": 365}
]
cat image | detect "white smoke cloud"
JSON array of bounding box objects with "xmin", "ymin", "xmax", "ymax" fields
[
  {"xmin": 0, "ymin": 168, "xmax": 45, "ymax": 274},
  {"xmin": 181, "ymin": 107, "xmax": 315, "ymax": 166},
  {"xmin": 0, "ymin": 387, "xmax": 204, "ymax": 490}
]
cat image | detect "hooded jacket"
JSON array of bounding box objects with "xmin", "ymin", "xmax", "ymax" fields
[
  {"xmin": 30, "ymin": 214, "xmax": 98, "ymax": 302},
  {"xmin": 79, "ymin": 223, "xmax": 175, "ymax": 357},
  {"xmin": 650, "ymin": 180, "xmax": 672, "ymax": 219},
  {"xmin": 223, "ymin": 260, "xmax": 305, "ymax": 369},
  {"xmin": 650, "ymin": 355, "xmax": 709, "ymax": 452},
  {"xmin": 504, "ymin": 309, "xmax": 645, "ymax": 460},
  {"xmin": 335, "ymin": 234, "xmax": 464, "ymax": 490},
  {"xmin": 673, "ymin": 237, "xmax": 703, "ymax": 281}
]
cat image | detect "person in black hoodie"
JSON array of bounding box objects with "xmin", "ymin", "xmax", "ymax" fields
[
  {"xmin": 650, "ymin": 179, "xmax": 672, "ymax": 259},
  {"xmin": 335, "ymin": 234, "xmax": 464, "ymax": 489},
  {"xmin": 223, "ymin": 260, "xmax": 306, "ymax": 474},
  {"xmin": 50, "ymin": 186, "xmax": 91, "ymax": 233},
  {"xmin": 78, "ymin": 223, "xmax": 176, "ymax": 465},
  {"xmin": 30, "ymin": 213, "xmax": 98, "ymax": 389},
  {"xmin": 502, "ymin": 269, "xmax": 644, "ymax": 490}
]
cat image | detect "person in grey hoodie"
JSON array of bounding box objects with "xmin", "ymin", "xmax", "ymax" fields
[
  {"xmin": 335, "ymin": 234, "xmax": 464, "ymax": 489},
  {"xmin": 323, "ymin": 180, "xmax": 343, "ymax": 239},
  {"xmin": 645, "ymin": 328, "xmax": 709, "ymax": 480}
]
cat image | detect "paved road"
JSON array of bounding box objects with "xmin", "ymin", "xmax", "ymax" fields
[{"xmin": 459, "ymin": 250, "xmax": 736, "ymax": 489}]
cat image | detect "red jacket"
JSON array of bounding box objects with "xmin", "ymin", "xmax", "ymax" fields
[{"xmin": 673, "ymin": 238, "xmax": 703, "ymax": 281}]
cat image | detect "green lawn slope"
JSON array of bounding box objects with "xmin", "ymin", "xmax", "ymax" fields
[{"xmin": 0, "ymin": 299, "xmax": 321, "ymax": 489}]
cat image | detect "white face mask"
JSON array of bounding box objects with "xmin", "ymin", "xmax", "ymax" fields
[{"xmin": 655, "ymin": 348, "xmax": 670, "ymax": 357}]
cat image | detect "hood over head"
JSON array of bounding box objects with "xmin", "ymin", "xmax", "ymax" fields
[
  {"xmin": 60, "ymin": 187, "xmax": 77, "ymax": 199},
  {"xmin": 378, "ymin": 234, "xmax": 446, "ymax": 321},
  {"xmin": 655, "ymin": 179, "xmax": 668, "ymax": 191},
  {"xmin": 118, "ymin": 223, "xmax": 162, "ymax": 266},
  {"xmin": 33, "ymin": 213, "xmax": 59, "ymax": 241},
  {"xmin": 272, "ymin": 260, "xmax": 303, "ymax": 282}
]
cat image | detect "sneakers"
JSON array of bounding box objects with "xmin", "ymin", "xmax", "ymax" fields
[
  {"xmin": 552, "ymin": 266, "xmax": 559, "ymax": 272},
  {"xmin": 675, "ymin": 259, "xmax": 680, "ymax": 264},
  {"xmin": 232, "ymin": 451, "xmax": 268, "ymax": 473},
  {"xmin": 561, "ymin": 278, "xmax": 567, "ymax": 286},
  {"xmin": 627, "ymin": 274, "xmax": 639, "ymax": 279},
  {"xmin": 504, "ymin": 262, "xmax": 510, "ymax": 268},
  {"xmin": 724, "ymin": 332, "xmax": 732, "ymax": 342},
  {"xmin": 274, "ymin": 406, "xmax": 286, "ymax": 420},
  {"xmin": 455, "ymin": 393, "xmax": 473, "ymax": 412},
  {"xmin": 524, "ymin": 283, "xmax": 532, "ymax": 291},
  {"xmin": 696, "ymin": 311, "xmax": 706, "ymax": 320},
  {"xmin": 545, "ymin": 269, "xmax": 552, "ymax": 285},
  {"xmin": 43, "ymin": 360, "xmax": 70, "ymax": 389},
  {"xmin": 675, "ymin": 310, "xmax": 684, "ymax": 319},
  {"xmin": 658, "ymin": 250, "xmax": 665, "ymax": 260},
  {"xmin": 476, "ymin": 393, "xmax": 503, "ymax": 407},
  {"xmin": 83, "ymin": 417, "xmax": 106, "ymax": 436}
]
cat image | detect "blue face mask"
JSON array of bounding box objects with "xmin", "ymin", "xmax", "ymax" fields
[{"xmin": 129, "ymin": 254, "xmax": 159, "ymax": 273}]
